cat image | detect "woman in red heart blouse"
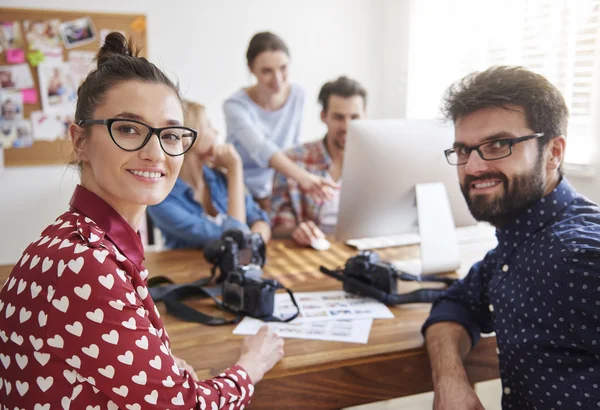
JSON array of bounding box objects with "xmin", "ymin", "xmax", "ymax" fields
[{"xmin": 0, "ymin": 32, "xmax": 283, "ymax": 409}]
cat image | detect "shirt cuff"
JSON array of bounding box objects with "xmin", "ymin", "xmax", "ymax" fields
[
  {"xmin": 421, "ymin": 299, "xmax": 482, "ymax": 348},
  {"xmin": 219, "ymin": 364, "xmax": 255, "ymax": 406},
  {"xmin": 221, "ymin": 214, "xmax": 250, "ymax": 233}
]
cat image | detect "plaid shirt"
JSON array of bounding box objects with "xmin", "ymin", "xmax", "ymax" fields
[{"xmin": 271, "ymin": 137, "xmax": 333, "ymax": 230}]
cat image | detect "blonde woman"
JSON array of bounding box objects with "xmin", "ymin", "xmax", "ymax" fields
[{"xmin": 148, "ymin": 101, "xmax": 271, "ymax": 248}]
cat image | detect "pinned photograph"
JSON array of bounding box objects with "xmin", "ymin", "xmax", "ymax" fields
[
  {"xmin": 68, "ymin": 50, "xmax": 96, "ymax": 86},
  {"xmin": 60, "ymin": 17, "xmax": 97, "ymax": 49},
  {"xmin": 0, "ymin": 120, "xmax": 33, "ymax": 149},
  {"xmin": 0, "ymin": 21, "xmax": 25, "ymax": 52},
  {"xmin": 30, "ymin": 111, "xmax": 71, "ymax": 141},
  {"xmin": 23, "ymin": 19, "xmax": 62, "ymax": 50},
  {"xmin": 0, "ymin": 91, "xmax": 24, "ymax": 121},
  {"xmin": 38, "ymin": 62, "xmax": 77, "ymax": 115},
  {"xmin": 0, "ymin": 64, "xmax": 35, "ymax": 90}
]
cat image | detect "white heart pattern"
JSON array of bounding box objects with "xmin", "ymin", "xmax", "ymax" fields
[
  {"xmin": 109, "ymin": 299, "xmax": 125, "ymax": 311},
  {"xmin": 56, "ymin": 260, "xmax": 67, "ymax": 278},
  {"xmin": 17, "ymin": 279, "xmax": 27, "ymax": 295},
  {"xmin": 47, "ymin": 334, "xmax": 64, "ymax": 349},
  {"xmin": 132, "ymin": 371, "xmax": 147, "ymax": 385},
  {"xmin": 171, "ymin": 392, "xmax": 185, "ymax": 405},
  {"xmin": 41, "ymin": 257, "xmax": 53, "ymax": 273},
  {"xmin": 149, "ymin": 355, "xmax": 162, "ymax": 370},
  {"xmin": 29, "ymin": 335, "xmax": 43, "ymax": 351},
  {"xmin": 122, "ymin": 317, "xmax": 136, "ymax": 330},
  {"xmin": 74, "ymin": 284, "xmax": 91, "ymax": 300},
  {"xmin": 144, "ymin": 390, "xmax": 158, "ymax": 405},
  {"xmin": 101, "ymin": 330, "xmax": 119, "ymax": 345},
  {"xmin": 19, "ymin": 307, "xmax": 32, "ymax": 324},
  {"xmin": 93, "ymin": 249, "xmax": 109, "ymax": 264},
  {"xmin": 112, "ymin": 385, "xmax": 129, "ymax": 397},
  {"xmin": 99, "ymin": 274, "xmax": 114, "ymax": 290},
  {"xmin": 65, "ymin": 321, "xmax": 83, "ymax": 337},
  {"xmin": 117, "ymin": 350, "xmax": 134, "ymax": 365},
  {"xmin": 15, "ymin": 353, "xmax": 27, "ymax": 369},
  {"xmin": 52, "ymin": 296, "xmax": 69, "ymax": 313},
  {"xmin": 34, "ymin": 352, "xmax": 50, "ymax": 366},
  {"xmin": 74, "ymin": 244, "xmax": 88, "ymax": 254},
  {"xmin": 38, "ymin": 310, "xmax": 48, "ymax": 327},
  {"xmin": 162, "ymin": 375, "xmax": 175, "ymax": 387},
  {"xmin": 82, "ymin": 344, "xmax": 99, "ymax": 359},
  {"xmin": 36, "ymin": 376, "xmax": 53, "ymax": 392},
  {"xmin": 86, "ymin": 308, "xmax": 104, "ymax": 324},
  {"xmin": 48, "ymin": 237, "xmax": 61, "ymax": 248},
  {"xmin": 98, "ymin": 365, "xmax": 115, "ymax": 379},
  {"xmin": 30, "ymin": 282, "xmax": 42, "ymax": 299},
  {"xmin": 66, "ymin": 355, "xmax": 81, "ymax": 369},
  {"xmin": 29, "ymin": 255, "xmax": 41, "ymax": 270},
  {"xmin": 135, "ymin": 336, "xmax": 148, "ymax": 350},
  {"xmin": 67, "ymin": 257, "xmax": 84, "ymax": 274}
]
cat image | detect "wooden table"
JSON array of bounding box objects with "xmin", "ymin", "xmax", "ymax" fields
[{"xmin": 0, "ymin": 239, "xmax": 500, "ymax": 410}]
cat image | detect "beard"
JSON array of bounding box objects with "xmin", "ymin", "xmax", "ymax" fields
[{"xmin": 460, "ymin": 158, "xmax": 546, "ymax": 226}]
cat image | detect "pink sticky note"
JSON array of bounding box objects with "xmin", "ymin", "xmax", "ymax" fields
[
  {"xmin": 21, "ymin": 88, "xmax": 38, "ymax": 104},
  {"xmin": 6, "ymin": 48, "xmax": 25, "ymax": 64}
]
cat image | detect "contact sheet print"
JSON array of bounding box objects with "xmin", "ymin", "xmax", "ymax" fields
[{"xmin": 233, "ymin": 291, "xmax": 394, "ymax": 343}]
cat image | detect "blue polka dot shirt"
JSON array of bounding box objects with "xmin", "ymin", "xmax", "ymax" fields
[{"xmin": 422, "ymin": 178, "xmax": 600, "ymax": 409}]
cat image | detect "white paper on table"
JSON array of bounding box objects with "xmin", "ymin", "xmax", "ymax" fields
[
  {"xmin": 233, "ymin": 317, "xmax": 373, "ymax": 344},
  {"xmin": 273, "ymin": 290, "xmax": 394, "ymax": 323}
]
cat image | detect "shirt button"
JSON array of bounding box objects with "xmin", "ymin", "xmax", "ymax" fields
[
  {"xmin": 504, "ymin": 387, "xmax": 511, "ymax": 395},
  {"xmin": 502, "ymin": 264, "xmax": 509, "ymax": 272},
  {"xmin": 489, "ymin": 304, "xmax": 494, "ymax": 312}
]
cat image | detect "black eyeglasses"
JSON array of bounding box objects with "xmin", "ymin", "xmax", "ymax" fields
[
  {"xmin": 444, "ymin": 132, "xmax": 544, "ymax": 165},
  {"xmin": 78, "ymin": 118, "xmax": 198, "ymax": 156}
]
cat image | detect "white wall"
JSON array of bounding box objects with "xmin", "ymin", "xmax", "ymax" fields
[{"xmin": 0, "ymin": 0, "xmax": 389, "ymax": 264}]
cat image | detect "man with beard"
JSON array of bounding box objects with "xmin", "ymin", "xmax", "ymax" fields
[
  {"xmin": 271, "ymin": 76, "xmax": 366, "ymax": 246},
  {"xmin": 421, "ymin": 66, "xmax": 600, "ymax": 410}
]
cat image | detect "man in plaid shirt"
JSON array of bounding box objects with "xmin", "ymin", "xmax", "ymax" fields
[{"xmin": 271, "ymin": 76, "xmax": 367, "ymax": 246}]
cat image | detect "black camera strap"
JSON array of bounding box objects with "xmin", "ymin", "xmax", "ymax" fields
[
  {"xmin": 319, "ymin": 267, "xmax": 449, "ymax": 305},
  {"xmin": 148, "ymin": 276, "xmax": 301, "ymax": 325}
]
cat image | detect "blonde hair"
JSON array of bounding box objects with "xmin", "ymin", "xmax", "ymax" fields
[{"xmin": 182, "ymin": 100, "xmax": 206, "ymax": 133}]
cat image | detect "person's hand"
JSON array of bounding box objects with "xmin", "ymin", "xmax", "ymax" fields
[
  {"xmin": 235, "ymin": 325, "xmax": 284, "ymax": 384},
  {"xmin": 172, "ymin": 354, "xmax": 200, "ymax": 382},
  {"xmin": 291, "ymin": 221, "xmax": 325, "ymax": 246},
  {"xmin": 433, "ymin": 379, "xmax": 485, "ymax": 410},
  {"xmin": 212, "ymin": 143, "xmax": 242, "ymax": 171},
  {"xmin": 297, "ymin": 172, "xmax": 339, "ymax": 203}
]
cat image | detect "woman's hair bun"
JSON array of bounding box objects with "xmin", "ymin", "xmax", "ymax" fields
[{"xmin": 96, "ymin": 32, "xmax": 138, "ymax": 66}]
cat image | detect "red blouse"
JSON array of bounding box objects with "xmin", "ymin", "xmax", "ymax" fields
[{"xmin": 0, "ymin": 185, "xmax": 254, "ymax": 409}]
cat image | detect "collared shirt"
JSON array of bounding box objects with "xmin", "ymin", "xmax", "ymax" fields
[
  {"xmin": 422, "ymin": 178, "xmax": 600, "ymax": 409},
  {"xmin": 224, "ymin": 84, "xmax": 305, "ymax": 198},
  {"xmin": 147, "ymin": 165, "xmax": 270, "ymax": 249},
  {"xmin": 0, "ymin": 185, "xmax": 254, "ymax": 409},
  {"xmin": 271, "ymin": 137, "xmax": 334, "ymax": 230}
]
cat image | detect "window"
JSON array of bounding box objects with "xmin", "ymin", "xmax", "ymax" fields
[{"xmin": 406, "ymin": 0, "xmax": 600, "ymax": 167}]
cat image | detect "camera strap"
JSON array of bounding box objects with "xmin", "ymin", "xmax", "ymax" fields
[
  {"xmin": 148, "ymin": 276, "xmax": 301, "ymax": 325},
  {"xmin": 319, "ymin": 267, "xmax": 450, "ymax": 305}
]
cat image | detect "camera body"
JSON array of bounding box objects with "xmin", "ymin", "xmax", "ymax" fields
[
  {"xmin": 222, "ymin": 266, "xmax": 277, "ymax": 317},
  {"xmin": 204, "ymin": 230, "xmax": 266, "ymax": 283},
  {"xmin": 343, "ymin": 251, "xmax": 397, "ymax": 295}
]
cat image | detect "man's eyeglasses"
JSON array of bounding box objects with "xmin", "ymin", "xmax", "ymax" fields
[
  {"xmin": 77, "ymin": 118, "xmax": 198, "ymax": 157},
  {"xmin": 444, "ymin": 132, "xmax": 544, "ymax": 166}
]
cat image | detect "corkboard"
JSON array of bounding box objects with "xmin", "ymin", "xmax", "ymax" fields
[{"xmin": 0, "ymin": 8, "xmax": 147, "ymax": 167}]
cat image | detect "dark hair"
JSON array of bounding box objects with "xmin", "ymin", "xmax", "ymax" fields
[
  {"xmin": 246, "ymin": 32, "xmax": 289, "ymax": 66},
  {"xmin": 318, "ymin": 76, "xmax": 367, "ymax": 112},
  {"xmin": 75, "ymin": 32, "xmax": 180, "ymax": 123},
  {"xmin": 441, "ymin": 66, "xmax": 569, "ymax": 148}
]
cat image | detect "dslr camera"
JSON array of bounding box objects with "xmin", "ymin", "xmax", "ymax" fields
[
  {"xmin": 203, "ymin": 229, "xmax": 266, "ymax": 283},
  {"xmin": 343, "ymin": 251, "xmax": 397, "ymax": 295},
  {"xmin": 222, "ymin": 265, "xmax": 278, "ymax": 318}
]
